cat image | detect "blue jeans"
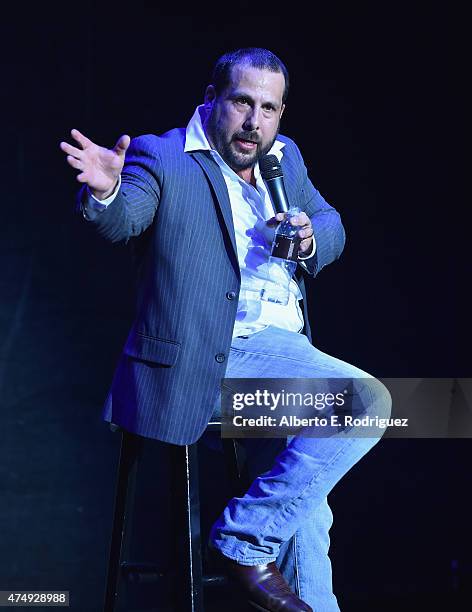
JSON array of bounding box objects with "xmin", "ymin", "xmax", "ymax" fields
[{"xmin": 208, "ymin": 326, "xmax": 391, "ymax": 611}]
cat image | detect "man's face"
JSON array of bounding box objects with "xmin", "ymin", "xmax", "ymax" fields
[{"xmin": 203, "ymin": 64, "xmax": 285, "ymax": 173}]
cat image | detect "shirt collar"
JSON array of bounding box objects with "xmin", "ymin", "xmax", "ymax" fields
[{"xmin": 184, "ymin": 105, "xmax": 285, "ymax": 170}]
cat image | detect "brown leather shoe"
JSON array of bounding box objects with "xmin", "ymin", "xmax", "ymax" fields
[{"xmin": 212, "ymin": 550, "xmax": 312, "ymax": 612}]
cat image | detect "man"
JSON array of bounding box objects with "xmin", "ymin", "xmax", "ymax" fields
[{"xmin": 61, "ymin": 48, "xmax": 390, "ymax": 612}]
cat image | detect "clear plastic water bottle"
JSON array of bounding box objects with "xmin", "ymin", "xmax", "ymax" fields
[{"xmin": 260, "ymin": 207, "xmax": 302, "ymax": 305}]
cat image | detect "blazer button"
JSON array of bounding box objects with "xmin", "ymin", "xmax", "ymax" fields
[
  {"xmin": 226, "ymin": 291, "xmax": 236, "ymax": 300},
  {"xmin": 215, "ymin": 353, "xmax": 225, "ymax": 363}
]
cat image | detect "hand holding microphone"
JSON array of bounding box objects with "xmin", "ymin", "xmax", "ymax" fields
[{"xmin": 260, "ymin": 154, "xmax": 314, "ymax": 256}]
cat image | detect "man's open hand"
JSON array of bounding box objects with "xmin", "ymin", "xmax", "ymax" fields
[{"xmin": 60, "ymin": 129, "xmax": 130, "ymax": 200}]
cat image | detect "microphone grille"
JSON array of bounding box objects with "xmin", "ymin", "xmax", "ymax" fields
[{"xmin": 260, "ymin": 154, "xmax": 283, "ymax": 179}]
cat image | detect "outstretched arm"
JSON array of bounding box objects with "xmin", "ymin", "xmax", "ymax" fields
[
  {"xmin": 60, "ymin": 129, "xmax": 129, "ymax": 199},
  {"xmin": 61, "ymin": 131, "xmax": 162, "ymax": 243}
]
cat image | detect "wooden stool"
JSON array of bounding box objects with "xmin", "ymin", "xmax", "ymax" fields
[{"xmin": 103, "ymin": 422, "xmax": 248, "ymax": 612}]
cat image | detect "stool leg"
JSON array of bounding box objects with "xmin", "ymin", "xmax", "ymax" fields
[
  {"xmin": 103, "ymin": 430, "xmax": 141, "ymax": 612},
  {"xmin": 222, "ymin": 438, "xmax": 250, "ymax": 497},
  {"xmin": 171, "ymin": 443, "xmax": 204, "ymax": 612}
]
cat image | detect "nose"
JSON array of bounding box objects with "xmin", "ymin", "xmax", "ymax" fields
[{"xmin": 242, "ymin": 106, "xmax": 261, "ymax": 132}]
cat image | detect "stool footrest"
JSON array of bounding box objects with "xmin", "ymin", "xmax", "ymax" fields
[{"xmin": 120, "ymin": 561, "xmax": 228, "ymax": 588}]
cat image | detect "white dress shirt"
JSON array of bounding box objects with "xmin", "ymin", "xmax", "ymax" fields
[
  {"xmin": 86, "ymin": 106, "xmax": 316, "ymax": 337},
  {"xmin": 185, "ymin": 106, "xmax": 310, "ymax": 337}
]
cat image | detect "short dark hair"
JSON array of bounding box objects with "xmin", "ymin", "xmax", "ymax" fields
[{"xmin": 212, "ymin": 47, "xmax": 289, "ymax": 104}]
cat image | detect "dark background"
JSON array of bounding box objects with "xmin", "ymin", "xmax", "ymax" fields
[{"xmin": 0, "ymin": 7, "xmax": 469, "ymax": 611}]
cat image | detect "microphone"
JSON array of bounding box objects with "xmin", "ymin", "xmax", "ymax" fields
[
  {"xmin": 259, "ymin": 154, "xmax": 300, "ymax": 304},
  {"xmin": 259, "ymin": 154, "xmax": 290, "ymax": 213},
  {"xmin": 260, "ymin": 153, "xmax": 301, "ymax": 264}
]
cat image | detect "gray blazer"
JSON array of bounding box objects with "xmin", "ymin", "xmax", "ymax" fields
[{"xmin": 79, "ymin": 128, "xmax": 345, "ymax": 444}]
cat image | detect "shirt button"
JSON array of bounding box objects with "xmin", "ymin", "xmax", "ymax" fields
[
  {"xmin": 226, "ymin": 291, "xmax": 236, "ymax": 300},
  {"xmin": 215, "ymin": 353, "xmax": 225, "ymax": 363}
]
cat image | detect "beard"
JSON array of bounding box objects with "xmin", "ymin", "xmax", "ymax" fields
[{"xmin": 206, "ymin": 112, "xmax": 279, "ymax": 172}]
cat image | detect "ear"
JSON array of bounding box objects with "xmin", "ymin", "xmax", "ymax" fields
[
  {"xmin": 204, "ymin": 85, "xmax": 216, "ymax": 112},
  {"xmin": 279, "ymin": 103, "xmax": 286, "ymax": 120}
]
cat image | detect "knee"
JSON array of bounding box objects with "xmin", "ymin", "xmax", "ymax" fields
[
  {"xmin": 348, "ymin": 376, "xmax": 391, "ymax": 421},
  {"xmin": 357, "ymin": 379, "xmax": 392, "ymax": 445},
  {"xmin": 365, "ymin": 377, "xmax": 392, "ymax": 421}
]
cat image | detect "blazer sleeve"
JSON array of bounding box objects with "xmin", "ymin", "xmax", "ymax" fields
[
  {"xmin": 76, "ymin": 135, "xmax": 163, "ymax": 244},
  {"xmin": 291, "ymin": 140, "xmax": 346, "ymax": 277}
]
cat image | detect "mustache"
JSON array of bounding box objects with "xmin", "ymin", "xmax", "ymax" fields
[{"xmin": 233, "ymin": 131, "xmax": 261, "ymax": 144}]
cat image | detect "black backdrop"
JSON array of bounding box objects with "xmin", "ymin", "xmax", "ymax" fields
[{"xmin": 0, "ymin": 8, "xmax": 469, "ymax": 612}]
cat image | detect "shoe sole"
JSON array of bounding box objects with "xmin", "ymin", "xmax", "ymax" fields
[{"xmin": 248, "ymin": 597, "xmax": 311, "ymax": 611}]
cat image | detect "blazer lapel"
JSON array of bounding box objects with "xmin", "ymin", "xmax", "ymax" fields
[{"xmin": 190, "ymin": 151, "xmax": 238, "ymax": 263}]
